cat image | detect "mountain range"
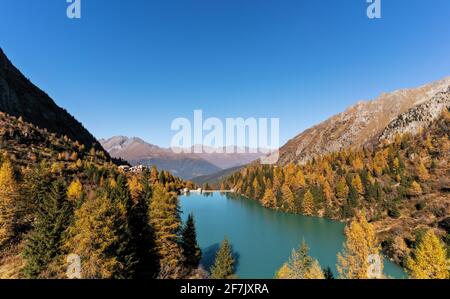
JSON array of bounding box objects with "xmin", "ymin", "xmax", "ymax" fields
[
  {"xmin": 101, "ymin": 78, "xmax": 450, "ymax": 182},
  {"xmin": 99, "ymin": 136, "xmax": 265, "ymax": 180},
  {"xmin": 1, "ymin": 46, "xmax": 448, "ymax": 185}
]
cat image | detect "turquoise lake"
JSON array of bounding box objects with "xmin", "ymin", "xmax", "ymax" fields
[{"xmin": 180, "ymin": 192, "xmax": 406, "ymax": 279}]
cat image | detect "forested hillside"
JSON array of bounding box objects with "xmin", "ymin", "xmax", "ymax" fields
[
  {"xmin": 221, "ymin": 110, "xmax": 450, "ymax": 266},
  {"xmin": 0, "ymin": 112, "xmax": 202, "ymax": 278}
]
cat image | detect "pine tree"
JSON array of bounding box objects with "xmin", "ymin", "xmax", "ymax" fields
[
  {"xmin": 337, "ymin": 212, "xmax": 384, "ymax": 279},
  {"xmin": 252, "ymin": 178, "xmax": 262, "ymax": 199},
  {"xmin": 0, "ymin": 157, "xmax": 18, "ymax": 247},
  {"xmin": 409, "ymin": 181, "xmax": 422, "ymax": 196},
  {"xmin": 149, "ymin": 185, "xmax": 184, "ymax": 278},
  {"xmin": 305, "ymin": 260, "xmax": 325, "ymax": 279},
  {"xmin": 417, "ymin": 162, "xmax": 430, "ymax": 182},
  {"xmin": 261, "ymin": 187, "xmax": 277, "ymax": 208},
  {"xmin": 392, "ymin": 157, "xmax": 400, "ymax": 174},
  {"xmin": 275, "ymin": 263, "xmax": 292, "ymax": 279},
  {"xmin": 281, "ymin": 183, "xmax": 295, "ymax": 212},
  {"xmin": 336, "ymin": 176, "xmax": 349, "ymax": 199},
  {"xmin": 130, "ymin": 173, "xmax": 157, "ymax": 278},
  {"xmin": 150, "ymin": 166, "xmax": 159, "ymax": 184},
  {"xmin": 65, "ymin": 194, "xmax": 125, "ymax": 278},
  {"xmin": 406, "ymin": 230, "xmax": 449, "ymax": 279},
  {"xmin": 276, "ymin": 240, "xmax": 324, "ymax": 279},
  {"xmin": 109, "ymin": 174, "xmax": 138, "ymax": 278},
  {"xmin": 352, "ymin": 157, "xmax": 364, "ymax": 171},
  {"xmin": 210, "ymin": 237, "xmax": 235, "ymax": 279},
  {"xmin": 323, "ymin": 266, "xmax": 335, "ymax": 279},
  {"xmin": 302, "ymin": 190, "xmax": 314, "ymax": 216},
  {"xmin": 67, "ymin": 178, "xmax": 83, "ymax": 203},
  {"xmin": 294, "ymin": 170, "xmax": 306, "ymax": 190},
  {"xmin": 322, "ymin": 181, "xmax": 332, "ymax": 202},
  {"xmin": 23, "ymin": 180, "xmax": 72, "ymax": 278},
  {"xmin": 21, "ymin": 161, "xmax": 52, "ymax": 216},
  {"xmin": 181, "ymin": 213, "xmax": 202, "ymax": 269},
  {"xmin": 351, "ymin": 174, "xmax": 364, "ymax": 195},
  {"xmin": 347, "ymin": 185, "xmax": 359, "ymax": 208},
  {"xmin": 159, "ymin": 171, "xmax": 167, "ymax": 186},
  {"xmin": 128, "ymin": 175, "xmax": 143, "ymax": 202}
]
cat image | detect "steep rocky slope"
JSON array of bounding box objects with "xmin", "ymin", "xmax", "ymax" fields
[
  {"xmin": 277, "ymin": 77, "xmax": 450, "ymax": 164},
  {"xmin": 0, "ymin": 48, "xmax": 104, "ymax": 152},
  {"xmin": 380, "ymin": 88, "xmax": 450, "ymax": 142}
]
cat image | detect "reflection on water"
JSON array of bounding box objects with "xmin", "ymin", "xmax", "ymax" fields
[{"xmin": 180, "ymin": 192, "xmax": 406, "ymax": 279}]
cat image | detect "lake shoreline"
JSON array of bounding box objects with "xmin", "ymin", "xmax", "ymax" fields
[{"xmin": 180, "ymin": 192, "xmax": 406, "ymax": 279}]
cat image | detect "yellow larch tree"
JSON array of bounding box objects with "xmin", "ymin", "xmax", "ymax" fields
[
  {"xmin": 335, "ymin": 176, "xmax": 349, "ymax": 199},
  {"xmin": 351, "ymin": 174, "xmax": 364, "ymax": 195},
  {"xmin": 0, "ymin": 157, "xmax": 18, "ymax": 246},
  {"xmin": 67, "ymin": 178, "xmax": 83, "ymax": 202},
  {"xmin": 295, "ymin": 169, "xmax": 306, "ymax": 190},
  {"xmin": 417, "ymin": 162, "xmax": 430, "ymax": 182},
  {"xmin": 128, "ymin": 175, "xmax": 143, "ymax": 202},
  {"xmin": 406, "ymin": 230, "xmax": 449, "ymax": 279},
  {"xmin": 352, "ymin": 157, "xmax": 364, "ymax": 171},
  {"xmin": 65, "ymin": 194, "xmax": 122, "ymax": 278},
  {"xmin": 409, "ymin": 181, "xmax": 422, "ymax": 196},
  {"xmin": 261, "ymin": 187, "xmax": 277, "ymax": 209},
  {"xmin": 302, "ymin": 190, "xmax": 314, "ymax": 216},
  {"xmin": 281, "ymin": 183, "xmax": 295, "ymax": 212},
  {"xmin": 253, "ymin": 177, "xmax": 262, "ymax": 199},
  {"xmin": 275, "ymin": 241, "xmax": 324, "ymax": 279},
  {"xmin": 337, "ymin": 212, "xmax": 384, "ymax": 279},
  {"xmin": 322, "ymin": 181, "xmax": 333, "ymax": 203}
]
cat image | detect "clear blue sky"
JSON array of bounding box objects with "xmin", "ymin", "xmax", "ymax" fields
[{"xmin": 1, "ymin": 0, "xmax": 449, "ymax": 147}]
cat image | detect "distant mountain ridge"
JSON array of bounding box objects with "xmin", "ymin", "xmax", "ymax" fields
[
  {"xmin": 0, "ymin": 48, "xmax": 104, "ymax": 153},
  {"xmin": 191, "ymin": 165, "xmax": 244, "ymax": 185},
  {"xmin": 100, "ymin": 136, "xmax": 265, "ymax": 180},
  {"xmin": 277, "ymin": 77, "xmax": 450, "ymax": 164}
]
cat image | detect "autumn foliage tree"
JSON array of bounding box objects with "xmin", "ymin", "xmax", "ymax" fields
[
  {"xmin": 65, "ymin": 193, "xmax": 127, "ymax": 279},
  {"xmin": 0, "ymin": 157, "xmax": 18, "ymax": 247},
  {"xmin": 337, "ymin": 212, "xmax": 384, "ymax": 279},
  {"xmin": 281, "ymin": 183, "xmax": 295, "ymax": 212},
  {"xmin": 67, "ymin": 178, "xmax": 83, "ymax": 203},
  {"xmin": 406, "ymin": 230, "xmax": 449, "ymax": 279},
  {"xmin": 276, "ymin": 240, "xmax": 324, "ymax": 279},
  {"xmin": 302, "ymin": 190, "xmax": 314, "ymax": 216},
  {"xmin": 149, "ymin": 185, "xmax": 185, "ymax": 278},
  {"xmin": 261, "ymin": 188, "xmax": 276, "ymax": 208}
]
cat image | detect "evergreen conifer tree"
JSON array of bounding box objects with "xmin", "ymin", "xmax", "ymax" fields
[
  {"xmin": 181, "ymin": 213, "xmax": 202, "ymax": 269},
  {"xmin": 23, "ymin": 180, "xmax": 72, "ymax": 278},
  {"xmin": 210, "ymin": 237, "xmax": 235, "ymax": 279}
]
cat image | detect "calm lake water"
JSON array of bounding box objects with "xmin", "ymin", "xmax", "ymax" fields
[{"xmin": 180, "ymin": 192, "xmax": 406, "ymax": 279}]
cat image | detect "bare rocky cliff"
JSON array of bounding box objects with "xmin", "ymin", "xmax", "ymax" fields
[{"xmin": 380, "ymin": 88, "xmax": 450, "ymax": 142}]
